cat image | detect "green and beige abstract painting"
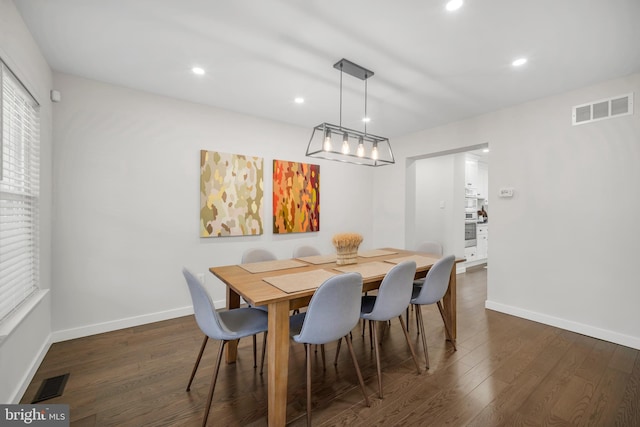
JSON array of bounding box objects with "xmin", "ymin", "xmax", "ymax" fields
[{"xmin": 200, "ymin": 150, "xmax": 264, "ymax": 237}]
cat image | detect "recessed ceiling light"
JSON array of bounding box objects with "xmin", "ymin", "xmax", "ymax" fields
[
  {"xmin": 482, "ymin": 148, "xmax": 490, "ymax": 153},
  {"xmin": 192, "ymin": 67, "xmax": 205, "ymax": 75},
  {"xmin": 446, "ymin": 0, "xmax": 463, "ymax": 11},
  {"xmin": 512, "ymin": 58, "xmax": 528, "ymax": 67},
  {"xmin": 362, "ymin": 117, "xmax": 371, "ymax": 123},
  {"xmin": 294, "ymin": 97, "xmax": 304, "ymax": 104}
]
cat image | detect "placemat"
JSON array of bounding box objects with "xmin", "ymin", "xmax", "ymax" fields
[
  {"xmin": 262, "ymin": 269, "xmax": 338, "ymax": 293},
  {"xmin": 384, "ymin": 255, "xmax": 440, "ymax": 269},
  {"xmin": 296, "ymin": 254, "xmax": 337, "ymax": 265},
  {"xmin": 333, "ymin": 261, "xmax": 394, "ymax": 279},
  {"xmin": 358, "ymin": 249, "xmax": 399, "ymax": 258},
  {"xmin": 239, "ymin": 259, "xmax": 308, "ymax": 274}
]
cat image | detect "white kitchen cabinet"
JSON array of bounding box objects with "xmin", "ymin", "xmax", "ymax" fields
[
  {"xmin": 465, "ymin": 158, "xmax": 478, "ymax": 189},
  {"xmin": 477, "ymin": 162, "xmax": 488, "ymax": 200},
  {"xmin": 464, "ymin": 246, "xmax": 477, "ymax": 262},
  {"xmin": 476, "ymin": 224, "xmax": 488, "ymax": 261}
]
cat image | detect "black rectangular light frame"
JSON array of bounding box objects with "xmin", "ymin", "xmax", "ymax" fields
[{"xmin": 333, "ymin": 58, "xmax": 374, "ymax": 80}]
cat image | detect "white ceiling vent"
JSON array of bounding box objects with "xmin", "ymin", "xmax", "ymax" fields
[{"xmin": 572, "ymin": 93, "xmax": 633, "ymax": 125}]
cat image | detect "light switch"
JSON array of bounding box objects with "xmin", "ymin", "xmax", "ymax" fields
[
  {"xmin": 439, "ymin": 201, "xmax": 445, "ymax": 209},
  {"xmin": 498, "ymin": 187, "xmax": 514, "ymax": 198}
]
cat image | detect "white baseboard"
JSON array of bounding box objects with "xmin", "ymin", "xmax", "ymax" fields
[
  {"xmin": 51, "ymin": 305, "xmax": 202, "ymax": 343},
  {"xmin": 51, "ymin": 298, "xmax": 230, "ymax": 343},
  {"xmin": 10, "ymin": 334, "xmax": 52, "ymax": 404},
  {"xmin": 485, "ymin": 300, "xmax": 640, "ymax": 350}
]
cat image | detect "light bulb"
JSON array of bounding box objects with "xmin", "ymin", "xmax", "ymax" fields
[
  {"xmin": 371, "ymin": 143, "xmax": 379, "ymax": 160},
  {"xmin": 323, "ymin": 130, "xmax": 332, "ymax": 151},
  {"xmin": 357, "ymin": 137, "xmax": 365, "ymax": 157},
  {"xmin": 341, "ymin": 133, "xmax": 350, "ymax": 154}
]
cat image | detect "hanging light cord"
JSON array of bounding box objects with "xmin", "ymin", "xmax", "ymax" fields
[
  {"xmin": 364, "ymin": 74, "xmax": 368, "ymax": 135},
  {"xmin": 339, "ymin": 63, "xmax": 343, "ymax": 128}
]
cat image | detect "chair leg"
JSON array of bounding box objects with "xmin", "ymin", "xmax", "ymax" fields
[
  {"xmin": 305, "ymin": 343, "xmax": 312, "ymax": 427},
  {"xmin": 436, "ymin": 300, "xmax": 457, "ymax": 351},
  {"xmin": 186, "ymin": 335, "xmax": 209, "ymax": 391},
  {"xmin": 321, "ymin": 344, "xmax": 326, "ymax": 370},
  {"xmin": 253, "ymin": 334, "xmax": 257, "ymax": 368},
  {"xmin": 202, "ymin": 340, "xmax": 226, "ymax": 427},
  {"xmin": 369, "ymin": 320, "xmax": 373, "ymax": 349},
  {"xmin": 334, "ymin": 337, "xmax": 342, "ymax": 365},
  {"xmin": 398, "ymin": 315, "xmax": 421, "ymax": 375},
  {"xmin": 260, "ymin": 331, "xmax": 268, "ymax": 375},
  {"xmin": 405, "ymin": 307, "xmax": 410, "ymax": 332},
  {"xmin": 345, "ymin": 334, "xmax": 370, "ymax": 407},
  {"xmin": 372, "ymin": 321, "xmax": 384, "ymax": 399},
  {"xmin": 416, "ymin": 306, "xmax": 430, "ymax": 369}
]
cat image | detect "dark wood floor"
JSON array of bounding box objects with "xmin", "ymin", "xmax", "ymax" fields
[{"xmin": 22, "ymin": 267, "xmax": 639, "ymax": 426}]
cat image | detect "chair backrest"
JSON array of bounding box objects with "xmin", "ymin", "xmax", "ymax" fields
[
  {"xmin": 182, "ymin": 268, "xmax": 228, "ymax": 340},
  {"xmin": 412, "ymin": 255, "xmax": 455, "ymax": 305},
  {"xmin": 416, "ymin": 241, "xmax": 443, "ymax": 256},
  {"xmin": 294, "ymin": 272, "xmax": 363, "ymax": 345},
  {"xmin": 242, "ymin": 248, "xmax": 277, "ymax": 263},
  {"xmin": 292, "ymin": 245, "xmax": 321, "ymax": 258},
  {"xmin": 367, "ymin": 261, "xmax": 417, "ymax": 321}
]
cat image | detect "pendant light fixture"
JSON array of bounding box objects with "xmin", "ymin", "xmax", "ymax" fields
[{"xmin": 305, "ymin": 59, "xmax": 394, "ymax": 166}]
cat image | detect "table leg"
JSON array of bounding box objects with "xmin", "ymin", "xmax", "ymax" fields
[
  {"xmin": 442, "ymin": 266, "xmax": 457, "ymax": 341},
  {"xmin": 268, "ymin": 300, "xmax": 290, "ymax": 427},
  {"xmin": 225, "ymin": 287, "xmax": 241, "ymax": 364}
]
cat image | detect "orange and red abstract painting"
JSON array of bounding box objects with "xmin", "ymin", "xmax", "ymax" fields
[{"xmin": 273, "ymin": 160, "xmax": 320, "ymax": 234}]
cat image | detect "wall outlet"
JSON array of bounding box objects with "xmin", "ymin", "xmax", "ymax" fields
[{"xmin": 197, "ymin": 273, "xmax": 205, "ymax": 283}]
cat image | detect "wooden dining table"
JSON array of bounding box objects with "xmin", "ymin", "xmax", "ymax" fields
[{"xmin": 210, "ymin": 248, "xmax": 463, "ymax": 427}]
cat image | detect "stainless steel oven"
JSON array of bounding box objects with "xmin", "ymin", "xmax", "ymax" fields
[{"xmin": 465, "ymin": 222, "xmax": 477, "ymax": 247}]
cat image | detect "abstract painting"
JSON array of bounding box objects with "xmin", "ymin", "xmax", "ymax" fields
[
  {"xmin": 273, "ymin": 159, "xmax": 320, "ymax": 234},
  {"xmin": 200, "ymin": 150, "xmax": 264, "ymax": 237}
]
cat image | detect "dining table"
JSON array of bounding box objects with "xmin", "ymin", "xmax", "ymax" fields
[{"xmin": 210, "ymin": 247, "xmax": 463, "ymax": 427}]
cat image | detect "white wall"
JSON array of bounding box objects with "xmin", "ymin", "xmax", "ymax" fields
[
  {"xmin": 51, "ymin": 73, "xmax": 375, "ymax": 340},
  {"xmin": 0, "ymin": 0, "xmax": 53, "ymax": 403},
  {"xmin": 410, "ymin": 154, "xmax": 464, "ymax": 256},
  {"xmin": 373, "ymin": 72, "xmax": 640, "ymax": 349}
]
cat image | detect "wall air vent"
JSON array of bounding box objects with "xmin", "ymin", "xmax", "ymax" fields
[{"xmin": 572, "ymin": 93, "xmax": 633, "ymax": 125}]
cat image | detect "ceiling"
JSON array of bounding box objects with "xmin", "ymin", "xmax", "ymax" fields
[{"xmin": 15, "ymin": 0, "xmax": 640, "ymax": 138}]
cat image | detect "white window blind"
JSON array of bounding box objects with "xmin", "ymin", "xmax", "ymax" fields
[{"xmin": 0, "ymin": 60, "xmax": 40, "ymax": 322}]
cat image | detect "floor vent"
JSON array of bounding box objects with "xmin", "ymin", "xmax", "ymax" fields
[
  {"xmin": 32, "ymin": 373, "xmax": 70, "ymax": 403},
  {"xmin": 572, "ymin": 92, "xmax": 633, "ymax": 125}
]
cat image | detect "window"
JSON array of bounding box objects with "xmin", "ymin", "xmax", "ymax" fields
[{"xmin": 0, "ymin": 59, "xmax": 40, "ymax": 322}]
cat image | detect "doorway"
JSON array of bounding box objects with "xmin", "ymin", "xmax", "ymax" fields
[{"xmin": 405, "ymin": 143, "xmax": 489, "ymax": 273}]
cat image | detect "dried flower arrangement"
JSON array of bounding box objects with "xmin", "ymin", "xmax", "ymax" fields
[{"xmin": 332, "ymin": 232, "xmax": 363, "ymax": 265}]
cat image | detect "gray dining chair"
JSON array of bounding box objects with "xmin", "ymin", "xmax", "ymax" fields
[
  {"xmin": 292, "ymin": 245, "xmax": 321, "ymax": 258},
  {"xmin": 289, "ymin": 272, "xmax": 370, "ymax": 426},
  {"xmin": 242, "ymin": 248, "xmax": 277, "ymax": 264},
  {"xmin": 408, "ymin": 241, "xmax": 444, "ymax": 331},
  {"xmin": 182, "ymin": 268, "xmax": 269, "ymax": 427},
  {"xmin": 413, "ymin": 241, "xmax": 443, "ymax": 286},
  {"xmin": 360, "ymin": 260, "xmax": 421, "ymax": 398},
  {"xmin": 416, "ymin": 241, "xmax": 443, "ymax": 256},
  {"xmin": 410, "ymin": 254, "xmax": 457, "ymax": 369},
  {"xmin": 241, "ymin": 248, "xmax": 277, "ymax": 316}
]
